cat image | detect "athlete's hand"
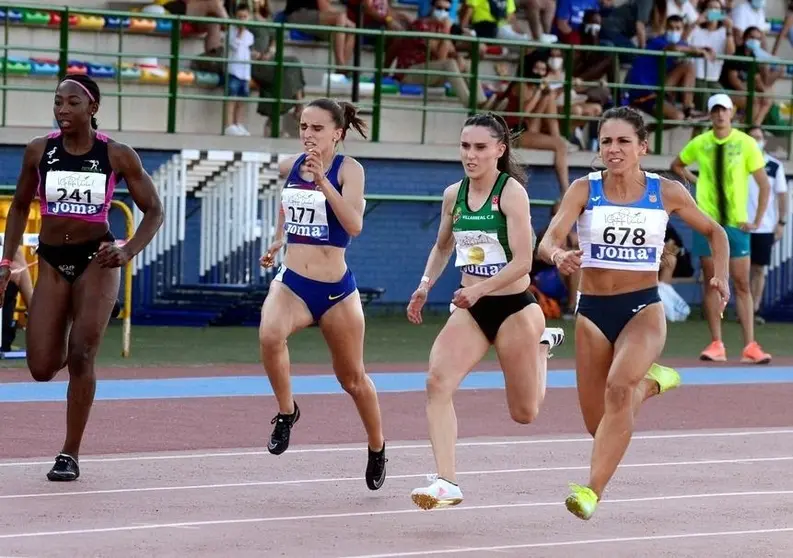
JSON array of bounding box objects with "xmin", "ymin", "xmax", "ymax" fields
[
  {"xmin": 0, "ymin": 266, "xmax": 10, "ymax": 309},
  {"xmin": 738, "ymin": 222, "xmax": 757, "ymax": 232},
  {"xmin": 709, "ymin": 276, "xmax": 730, "ymax": 315},
  {"xmin": 406, "ymin": 284, "xmax": 429, "ymax": 324},
  {"xmin": 95, "ymin": 241, "xmax": 132, "ymax": 268},
  {"xmin": 304, "ymin": 149, "xmax": 326, "ymax": 184},
  {"xmin": 554, "ymin": 249, "xmax": 583, "ymax": 275},
  {"xmin": 451, "ymin": 284, "xmax": 484, "ymax": 309},
  {"xmin": 260, "ymin": 239, "xmax": 285, "ymax": 268}
]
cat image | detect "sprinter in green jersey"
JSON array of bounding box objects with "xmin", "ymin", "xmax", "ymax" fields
[{"xmin": 405, "ymin": 113, "xmax": 566, "ymax": 511}]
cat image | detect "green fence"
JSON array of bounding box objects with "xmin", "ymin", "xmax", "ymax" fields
[{"xmin": 2, "ymin": 3, "xmax": 792, "ymax": 154}]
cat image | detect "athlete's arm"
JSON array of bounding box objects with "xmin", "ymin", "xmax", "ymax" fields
[
  {"xmin": 2, "ymin": 137, "xmax": 46, "ymax": 262},
  {"xmin": 473, "ymin": 179, "xmax": 534, "ymax": 296},
  {"xmin": 108, "ymin": 142, "xmax": 164, "ymax": 259},
  {"xmin": 318, "ymin": 156, "xmax": 365, "ymax": 237},
  {"xmin": 662, "ymin": 178, "xmax": 729, "ymax": 281},
  {"xmin": 417, "ymin": 183, "xmax": 458, "ymax": 291},
  {"xmin": 278, "ymin": 154, "xmax": 299, "ymax": 178},
  {"xmin": 749, "ymin": 167, "xmax": 771, "ymax": 230},
  {"xmin": 537, "ymin": 177, "xmax": 588, "ymax": 265}
]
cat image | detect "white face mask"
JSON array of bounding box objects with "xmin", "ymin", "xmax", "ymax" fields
[
  {"xmin": 666, "ymin": 30, "xmax": 682, "ymax": 43},
  {"xmin": 585, "ymin": 23, "xmax": 601, "ymax": 34},
  {"xmin": 548, "ymin": 57, "xmax": 563, "ymax": 71},
  {"xmin": 433, "ymin": 8, "xmax": 449, "ymax": 19}
]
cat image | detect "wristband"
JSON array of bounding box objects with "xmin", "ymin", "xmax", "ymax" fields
[
  {"xmin": 0, "ymin": 258, "xmax": 11, "ymax": 269},
  {"xmin": 419, "ymin": 275, "xmax": 431, "ymax": 288}
]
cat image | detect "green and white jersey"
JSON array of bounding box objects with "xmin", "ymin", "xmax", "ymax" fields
[{"xmin": 451, "ymin": 172, "xmax": 512, "ymax": 278}]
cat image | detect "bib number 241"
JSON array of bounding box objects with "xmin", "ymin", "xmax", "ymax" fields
[{"xmin": 603, "ymin": 226, "xmax": 646, "ymax": 246}]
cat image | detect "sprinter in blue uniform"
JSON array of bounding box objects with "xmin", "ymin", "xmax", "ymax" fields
[
  {"xmin": 258, "ymin": 98, "xmax": 386, "ymax": 490},
  {"xmin": 538, "ymin": 106, "xmax": 730, "ymax": 520}
]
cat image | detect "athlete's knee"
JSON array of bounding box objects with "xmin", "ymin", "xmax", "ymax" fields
[
  {"xmin": 337, "ymin": 369, "xmax": 368, "ymax": 397},
  {"xmin": 28, "ymin": 359, "xmax": 63, "ymax": 382},
  {"xmin": 66, "ymin": 343, "xmax": 99, "ymax": 375},
  {"xmin": 258, "ymin": 325, "xmax": 287, "ymax": 350},
  {"xmin": 604, "ymin": 377, "xmax": 636, "ymax": 410},
  {"xmin": 732, "ymin": 273, "xmax": 751, "ymax": 294},
  {"xmin": 426, "ymin": 368, "xmax": 455, "ymax": 401},
  {"xmin": 509, "ymin": 402, "xmax": 539, "ymax": 425}
]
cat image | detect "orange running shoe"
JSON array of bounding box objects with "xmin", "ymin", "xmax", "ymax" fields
[
  {"xmin": 741, "ymin": 342, "xmax": 772, "ymax": 364},
  {"xmin": 700, "ymin": 341, "xmax": 727, "ymax": 362}
]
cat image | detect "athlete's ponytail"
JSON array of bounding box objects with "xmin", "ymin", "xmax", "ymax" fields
[
  {"xmin": 463, "ymin": 112, "xmax": 525, "ymax": 184},
  {"xmin": 306, "ymin": 98, "xmax": 368, "ymax": 141}
]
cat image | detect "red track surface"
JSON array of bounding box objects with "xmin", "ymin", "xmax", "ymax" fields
[{"xmin": 1, "ymin": 362, "xmax": 792, "ymax": 556}]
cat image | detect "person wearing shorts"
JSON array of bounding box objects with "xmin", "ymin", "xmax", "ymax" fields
[
  {"xmin": 283, "ymin": 0, "xmax": 355, "ymax": 68},
  {"xmin": 671, "ymin": 93, "xmax": 773, "ymax": 363},
  {"xmin": 746, "ymin": 125, "xmax": 788, "ymax": 323}
]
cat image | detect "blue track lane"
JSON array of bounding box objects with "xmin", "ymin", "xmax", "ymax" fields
[{"xmin": 0, "ymin": 366, "xmax": 791, "ymax": 403}]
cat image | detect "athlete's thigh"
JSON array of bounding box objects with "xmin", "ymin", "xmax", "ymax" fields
[
  {"xmin": 427, "ymin": 308, "xmax": 491, "ymax": 393},
  {"xmin": 609, "ymin": 302, "xmax": 667, "ymax": 389},
  {"xmin": 25, "ymin": 259, "xmax": 72, "ymax": 375},
  {"xmin": 318, "ymin": 290, "xmax": 366, "ymax": 382},
  {"xmin": 259, "ymin": 280, "xmax": 314, "ymax": 341},
  {"xmin": 492, "ymin": 303, "xmax": 546, "ymax": 410},
  {"xmin": 69, "ymin": 261, "xmax": 121, "ymax": 356},
  {"xmin": 574, "ymin": 315, "xmax": 614, "ymax": 435}
]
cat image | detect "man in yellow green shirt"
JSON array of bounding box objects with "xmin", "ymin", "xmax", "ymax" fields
[{"xmin": 671, "ymin": 93, "xmax": 772, "ymax": 364}]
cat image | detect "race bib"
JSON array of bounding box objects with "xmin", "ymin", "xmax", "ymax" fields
[
  {"xmin": 589, "ymin": 207, "xmax": 657, "ymax": 264},
  {"xmin": 281, "ymin": 187, "xmax": 329, "ymax": 241},
  {"xmin": 44, "ymin": 170, "xmax": 107, "ymax": 217},
  {"xmin": 453, "ymin": 230, "xmax": 508, "ymax": 277}
]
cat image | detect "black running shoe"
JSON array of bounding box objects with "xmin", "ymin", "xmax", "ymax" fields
[
  {"xmin": 365, "ymin": 443, "xmax": 387, "ymax": 490},
  {"xmin": 267, "ymin": 402, "xmax": 300, "ymax": 455},
  {"xmin": 47, "ymin": 453, "xmax": 80, "ymax": 482}
]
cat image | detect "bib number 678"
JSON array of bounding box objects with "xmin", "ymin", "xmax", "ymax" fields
[{"xmin": 603, "ymin": 226, "xmax": 646, "ymax": 246}]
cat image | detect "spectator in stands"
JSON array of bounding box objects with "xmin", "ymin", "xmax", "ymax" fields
[
  {"xmin": 387, "ymin": 1, "xmax": 487, "ymax": 108},
  {"xmin": 571, "ymin": 10, "xmax": 616, "ymax": 84},
  {"xmin": 598, "ymin": 0, "xmax": 654, "ymax": 57},
  {"xmin": 665, "ymin": 0, "xmax": 701, "ymax": 36},
  {"xmin": 771, "ymin": 0, "xmax": 793, "ymax": 56},
  {"xmin": 552, "ymin": 0, "xmax": 600, "ymax": 44},
  {"xmin": 746, "ymin": 125, "xmax": 788, "ymax": 323},
  {"xmin": 224, "ymin": 3, "xmax": 258, "ymax": 136},
  {"xmin": 488, "ymin": 50, "xmax": 575, "ymax": 193},
  {"xmin": 459, "ymin": 0, "xmax": 544, "ymax": 43},
  {"xmin": 283, "ymin": 0, "xmax": 356, "ymax": 70},
  {"xmin": 659, "ymin": 223, "xmax": 695, "ymax": 283},
  {"xmin": 164, "ymin": 0, "xmax": 231, "ymax": 53},
  {"xmin": 250, "ymin": 0, "xmax": 307, "ymax": 137},
  {"xmin": 730, "ymin": 0, "xmax": 767, "ymax": 45},
  {"xmin": 718, "ymin": 26, "xmax": 775, "ymax": 125},
  {"xmin": 545, "ymin": 47, "xmax": 605, "ymax": 149},
  {"xmin": 688, "ymin": 0, "xmax": 735, "ymax": 109},
  {"xmin": 532, "ymin": 201, "xmax": 580, "ymax": 319},
  {"xmin": 525, "ymin": 0, "xmax": 560, "ymax": 43},
  {"xmin": 346, "ymin": 0, "xmax": 413, "ymax": 32},
  {"xmin": 624, "ymin": 15, "xmax": 708, "ymax": 121}
]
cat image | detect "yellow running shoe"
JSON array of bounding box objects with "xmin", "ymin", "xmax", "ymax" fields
[
  {"xmin": 645, "ymin": 363, "xmax": 681, "ymax": 395},
  {"xmin": 565, "ymin": 482, "xmax": 598, "ymax": 520}
]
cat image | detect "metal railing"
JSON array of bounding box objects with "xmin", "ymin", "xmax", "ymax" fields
[{"xmin": 2, "ymin": 3, "xmax": 793, "ymax": 154}]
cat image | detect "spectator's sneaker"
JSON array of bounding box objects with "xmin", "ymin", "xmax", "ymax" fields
[
  {"xmin": 699, "ymin": 341, "xmax": 726, "ymax": 362},
  {"xmin": 224, "ymin": 124, "xmax": 245, "ymax": 136},
  {"xmin": 411, "ymin": 475, "xmax": 463, "ymax": 510},
  {"xmin": 268, "ymin": 402, "xmax": 300, "ymax": 455},
  {"xmin": 540, "ymin": 327, "xmax": 565, "ymax": 357},
  {"xmin": 741, "ymin": 342, "xmax": 771, "ymax": 364},
  {"xmin": 540, "ymin": 33, "xmax": 558, "ymax": 44},
  {"xmin": 47, "ymin": 453, "xmax": 79, "ymax": 482},
  {"xmin": 365, "ymin": 444, "xmax": 387, "ymax": 491}
]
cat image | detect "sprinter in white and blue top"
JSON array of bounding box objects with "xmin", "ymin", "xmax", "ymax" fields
[
  {"xmin": 257, "ymin": 99, "xmax": 387, "ymax": 492},
  {"xmin": 537, "ymin": 106, "xmax": 731, "ymax": 522}
]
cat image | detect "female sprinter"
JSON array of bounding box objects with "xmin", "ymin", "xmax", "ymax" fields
[
  {"xmin": 0, "ymin": 73, "xmax": 163, "ymax": 481},
  {"xmin": 537, "ymin": 106, "xmax": 730, "ymax": 520},
  {"xmin": 258, "ymin": 98, "xmax": 387, "ymax": 491},
  {"xmin": 405, "ymin": 113, "xmax": 566, "ymax": 510}
]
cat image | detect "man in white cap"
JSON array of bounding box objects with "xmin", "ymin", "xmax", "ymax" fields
[{"xmin": 671, "ymin": 92, "xmax": 772, "ymax": 364}]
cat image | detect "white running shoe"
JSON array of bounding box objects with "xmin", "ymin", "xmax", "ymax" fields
[
  {"xmin": 411, "ymin": 474, "xmax": 464, "ymax": 510},
  {"xmin": 540, "ymin": 327, "xmax": 565, "ymax": 357}
]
